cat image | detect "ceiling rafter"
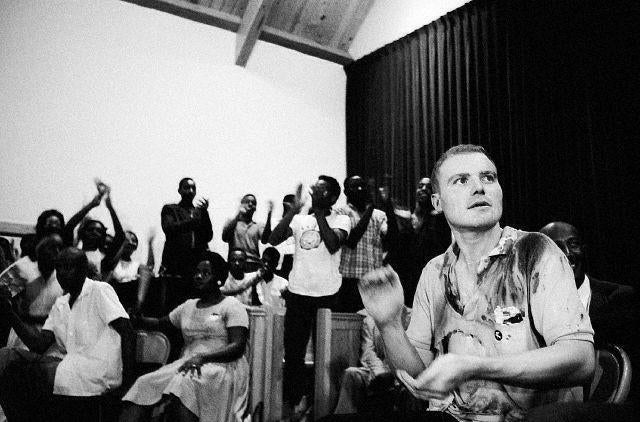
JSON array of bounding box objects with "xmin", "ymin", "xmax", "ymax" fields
[{"xmin": 122, "ymin": 0, "xmax": 358, "ymax": 66}]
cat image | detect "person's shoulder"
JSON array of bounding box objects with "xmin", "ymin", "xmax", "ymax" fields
[
  {"xmin": 513, "ymin": 229, "xmax": 560, "ymax": 260},
  {"xmin": 221, "ymin": 295, "xmax": 246, "ymax": 311}
]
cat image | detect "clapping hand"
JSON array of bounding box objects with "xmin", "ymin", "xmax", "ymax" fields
[
  {"xmin": 358, "ymin": 266, "xmax": 405, "ymax": 328},
  {"xmin": 195, "ymin": 197, "xmax": 209, "ymax": 210},
  {"xmin": 396, "ymin": 353, "xmax": 474, "ymax": 401}
]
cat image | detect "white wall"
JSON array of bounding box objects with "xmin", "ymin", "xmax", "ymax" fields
[
  {"xmin": 0, "ymin": 0, "xmax": 346, "ymax": 266},
  {"xmin": 349, "ymin": 0, "xmax": 471, "ymax": 59}
]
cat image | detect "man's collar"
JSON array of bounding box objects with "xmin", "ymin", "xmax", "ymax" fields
[{"xmin": 444, "ymin": 226, "xmax": 519, "ymax": 274}]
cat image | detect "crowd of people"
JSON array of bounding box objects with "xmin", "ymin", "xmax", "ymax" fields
[{"xmin": 0, "ymin": 144, "xmax": 636, "ymax": 422}]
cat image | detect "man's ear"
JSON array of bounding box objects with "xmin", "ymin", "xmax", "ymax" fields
[{"xmin": 431, "ymin": 193, "xmax": 442, "ymax": 213}]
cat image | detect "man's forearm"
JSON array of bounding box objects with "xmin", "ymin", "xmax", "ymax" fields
[
  {"xmin": 315, "ymin": 212, "xmax": 341, "ymax": 253},
  {"xmin": 269, "ymin": 210, "xmax": 296, "ymax": 245},
  {"xmin": 469, "ymin": 340, "xmax": 594, "ymax": 388},
  {"xmin": 379, "ymin": 320, "xmax": 427, "ymax": 377},
  {"xmin": 7, "ymin": 310, "xmax": 53, "ymax": 354},
  {"xmin": 221, "ymin": 217, "xmax": 239, "ymax": 243}
]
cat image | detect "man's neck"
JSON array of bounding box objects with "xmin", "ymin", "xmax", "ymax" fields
[
  {"xmin": 452, "ymin": 224, "xmax": 502, "ymax": 264},
  {"xmin": 179, "ymin": 199, "xmax": 194, "ymax": 208}
]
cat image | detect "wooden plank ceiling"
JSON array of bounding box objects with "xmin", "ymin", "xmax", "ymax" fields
[{"xmin": 122, "ymin": 0, "xmax": 374, "ymax": 66}]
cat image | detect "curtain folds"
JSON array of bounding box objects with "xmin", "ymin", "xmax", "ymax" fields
[{"xmin": 345, "ymin": 0, "xmax": 639, "ymax": 283}]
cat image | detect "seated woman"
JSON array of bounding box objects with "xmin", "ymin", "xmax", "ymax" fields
[
  {"xmin": 103, "ymin": 230, "xmax": 152, "ymax": 313},
  {"xmin": 120, "ymin": 251, "xmax": 250, "ymax": 422}
]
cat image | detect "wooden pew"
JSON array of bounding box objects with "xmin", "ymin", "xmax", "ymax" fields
[
  {"xmin": 313, "ymin": 309, "xmax": 364, "ymax": 420},
  {"xmin": 247, "ymin": 306, "xmax": 285, "ymax": 422}
]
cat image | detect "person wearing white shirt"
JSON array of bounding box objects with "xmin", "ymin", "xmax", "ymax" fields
[
  {"xmin": 269, "ymin": 176, "xmax": 351, "ymax": 415},
  {"xmin": 0, "ymin": 247, "xmax": 134, "ymax": 421}
]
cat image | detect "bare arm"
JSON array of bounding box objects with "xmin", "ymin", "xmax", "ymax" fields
[
  {"xmin": 314, "ymin": 212, "xmax": 345, "ymax": 254},
  {"xmin": 63, "ymin": 193, "xmax": 102, "ymax": 245},
  {"xmin": 268, "ymin": 210, "xmax": 295, "ymax": 246},
  {"xmin": 344, "ymin": 206, "xmax": 374, "ymax": 249},
  {"xmin": 260, "ymin": 201, "xmax": 274, "ymax": 244},
  {"xmin": 109, "ymin": 317, "xmax": 136, "ymax": 390},
  {"xmin": 0, "ymin": 289, "xmax": 55, "ymax": 354},
  {"xmin": 178, "ymin": 326, "xmax": 249, "ymax": 376},
  {"xmin": 398, "ymin": 340, "xmax": 594, "ymax": 401},
  {"xmin": 221, "ymin": 216, "xmax": 240, "ymax": 244},
  {"xmin": 104, "ymin": 192, "xmax": 125, "ymax": 258},
  {"xmin": 221, "ymin": 270, "xmax": 265, "ymax": 296}
]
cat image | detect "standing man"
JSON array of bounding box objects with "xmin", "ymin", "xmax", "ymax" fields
[
  {"xmin": 222, "ymin": 194, "xmax": 272, "ymax": 273},
  {"xmin": 160, "ymin": 178, "xmax": 213, "ymax": 311},
  {"xmin": 269, "ymin": 176, "xmax": 351, "ymax": 416},
  {"xmin": 335, "ymin": 176, "xmax": 389, "ymax": 312},
  {"xmin": 359, "ymin": 145, "xmax": 594, "ymax": 421}
]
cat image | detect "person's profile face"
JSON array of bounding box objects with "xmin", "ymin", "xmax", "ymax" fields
[
  {"xmin": 432, "ymin": 153, "xmax": 503, "ymax": 231},
  {"xmin": 178, "ymin": 179, "xmax": 196, "ymax": 202}
]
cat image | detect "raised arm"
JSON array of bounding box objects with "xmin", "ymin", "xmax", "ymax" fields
[
  {"xmin": 260, "ymin": 200, "xmax": 274, "ymax": 244},
  {"xmin": 221, "ymin": 215, "xmax": 240, "ymax": 244},
  {"xmin": 104, "ymin": 190, "xmax": 125, "ymax": 257},
  {"xmin": 359, "ymin": 267, "xmax": 427, "ymax": 377},
  {"xmin": 314, "ymin": 212, "xmax": 345, "ymax": 254},
  {"xmin": 63, "ymin": 193, "xmax": 103, "ymax": 245},
  {"xmin": 344, "ymin": 205, "xmax": 374, "ymax": 249}
]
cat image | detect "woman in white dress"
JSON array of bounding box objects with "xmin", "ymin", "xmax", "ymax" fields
[{"xmin": 120, "ymin": 251, "xmax": 249, "ymax": 422}]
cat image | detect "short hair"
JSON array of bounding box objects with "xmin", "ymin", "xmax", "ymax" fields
[
  {"xmin": 262, "ymin": 246, "xmax": 280, "ymax": 263},
  {"xmin": 178, "ymin": 177, "xmax": 194, "ymax": 190},
  {"xmin": 282, "ymin": 194, "xmax": 295, "ymax": 203},
  {"xmin": 56, "ymin": 247, "xmax": 89, "ymax": 276},
  {"xmin": 78, "ymin": 219, "xmax": 106, "ymax": 240},
  {"xmin": 430, "ymin": 144, "xmax": 496, "ymax": 193},
  {"xmin": 35, "ymin": 209, "xmax": 65, "ymax": 239},
  {"xmin": 35, "ymin": 234, "xmax": 63, "ymax": 262},
  {"xmin": 241, "ymin": 194, "xmax": 256, "ymax": 202},
  {"xmin": 318, "ymin": 175, "xmax": 341, "ymax": 199},
  {"xmin": 199, "ymin": 251, "xmax": 229, "ymax": 282}
]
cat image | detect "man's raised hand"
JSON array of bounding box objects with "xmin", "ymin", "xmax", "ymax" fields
[{"xmin": 358, "ymin": 266, "xmax": 405, "ymax": 328}]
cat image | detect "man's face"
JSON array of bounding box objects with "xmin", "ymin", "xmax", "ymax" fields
[
  {"xmin": 229, "ymin": 251, "xmax": 246, "ymax": 273},
  {"xmin": 345, "ymin": 177, "xmax": 369, "ymax": 208},
  {"xmin": 178, "ymin": 179, "xmax": 196, "ymax": 202},
  {"xmin": 542, "ymin": 223, "xmax": 586, "ymax": 286},
  {"xmin": 44, "ymin": 215, "xmax": 62, "ymax": 235},
  {"xmin": 55, "ymin": 257, "xmax": 85, "ymax": 294},
  {"xmin": 312, "ymin": 179, "xmax": 336, "ymax": 208},
  {"xmin": 241, "ymin": 195, "xmax": 257, "ymax": 216},
  {"xmin": 83, "ymin": 221, "xmax": 105, "ymax": 243},
  {"xmin": 416, "ymin": 177, "xmax": 431, "ymax": 205},
  {"xmin": 431, "ymin": 153, "xmax": 502, "ymax": 231}
]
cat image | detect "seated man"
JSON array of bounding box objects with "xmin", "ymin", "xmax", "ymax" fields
[
  {"xmin": 359, "ymin": 145, "xmax": 594, "ymax": 421},
  {"xmin": 539, "ymin": 221, "xmax": 635, "ymax": 347},
  {"xmin": 0, "ymin": 247, "xmax": 134, "ymax": 421},
  {"xmin": 334, "ymin": 306, "xmax": 412, "ymax": 415}
]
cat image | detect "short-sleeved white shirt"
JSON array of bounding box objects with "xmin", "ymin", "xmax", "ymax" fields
[
  {"xmin": 43, "ymin": 278, "xmax": 129, "ymax": 396},
  {"xmin": 288, "ymin": 212, "xmax": 351, "ymax": 297}
]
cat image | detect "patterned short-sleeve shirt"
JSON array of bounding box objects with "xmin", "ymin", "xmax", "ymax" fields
[
  {"xmin": 337, "ymin": 205, "xmax": 387, "ymax": 278},
  {"xmin": 407, "ymin": 226, "xmax": 594, "ymax": 421}
]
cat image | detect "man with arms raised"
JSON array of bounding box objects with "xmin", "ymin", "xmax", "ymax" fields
[{"xmin": 359, "ymin": 145, "xmax": 594, "ymax": 421}]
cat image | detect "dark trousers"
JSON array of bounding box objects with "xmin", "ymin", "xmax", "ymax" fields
[
  {"xmin": 335, "ymin": 277, "xmax": 364, "ymax": 313},
  {"xmin": 0, "ymin": 348, "xmax": 60, "ymax": 422},
  {"xmin": 283, "ymin": 292, "xmax": 337, "ymax": 404}
]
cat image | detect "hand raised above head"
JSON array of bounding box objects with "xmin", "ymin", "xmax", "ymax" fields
[{"xmin": 358, "ymin": 266, "xmax": 405, "ymax": 328}]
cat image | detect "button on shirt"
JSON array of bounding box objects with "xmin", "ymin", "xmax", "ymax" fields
[
  {"xmin": 407, "ymin": 227, "xmax": 594, "ymax": 421},
  {"xmin": 42, "ymin": 278, "xmax": 129, "ymax": 396}
]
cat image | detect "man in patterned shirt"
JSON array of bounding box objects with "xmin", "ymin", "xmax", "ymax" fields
[
  {"xmin": 335, "ymin": 176, "xmax": 390, "ymax": 312},
  {"xmin": 359, "ymin": 145, "xmax": 595, "ymax": 421}
]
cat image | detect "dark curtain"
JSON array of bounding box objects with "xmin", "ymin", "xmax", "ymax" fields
[{"xmin": 345, "ymin": 0, "xmax": 639, "ymax": 285}]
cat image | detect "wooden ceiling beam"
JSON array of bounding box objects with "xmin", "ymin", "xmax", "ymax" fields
[
  {"xmin": 259, "ymin": 26, "xmax": 353, "ymax": 65},
  {"xmin": 122, "ymin": 0, "xmax": 241, "ymax": 32},
  {"xmin": 235, "ymin": 0, "xmax": 276, "ymax": 67},
  {"xmin": 122, "ymin": 0, "xmax": 353, "ymax": 65}
]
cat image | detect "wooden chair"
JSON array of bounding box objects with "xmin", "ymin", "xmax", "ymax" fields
[
  {"xmin": 246, "ymin": 306, "xmax": 285, "ymax": 422},
  {"xmin": 587, "ymin": 343, "xmax": 632, "ymax": 403},
  {"xmin": 313, "ymin": 309, "xmax": 364, "ymax": 420}
]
